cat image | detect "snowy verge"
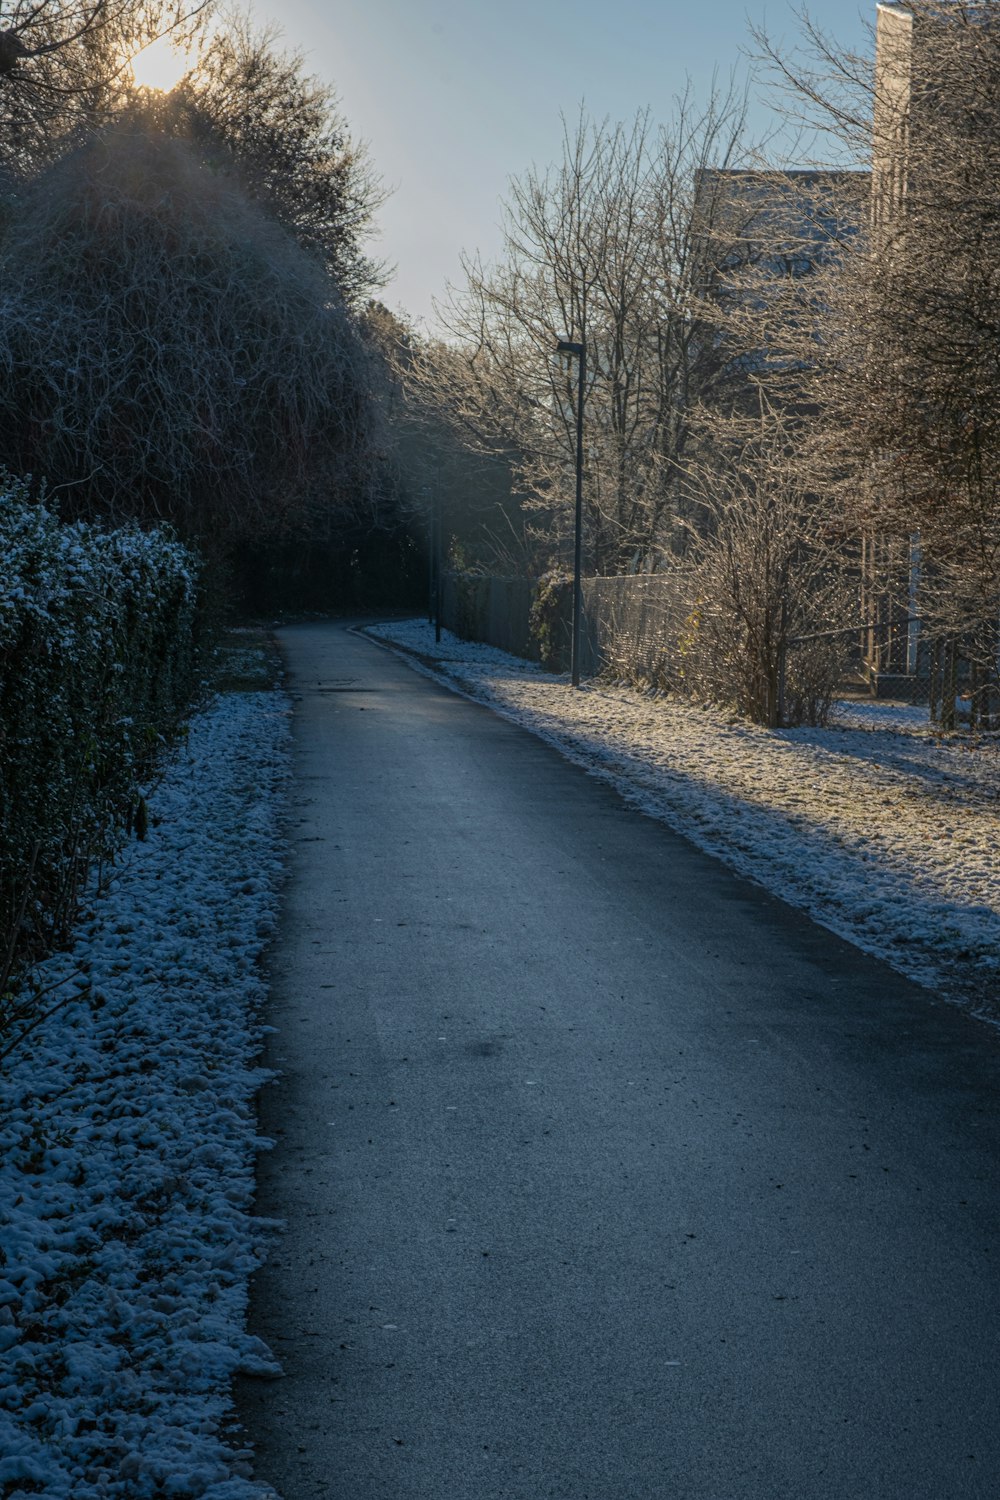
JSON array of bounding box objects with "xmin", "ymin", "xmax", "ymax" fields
[
  {"xmin": 365, "ymin": 619, "xmax": 1000, "ymax": 1017},
  {"xmin": 0, "ymin": 685, "xmax": 290, "ymax": 1500}
]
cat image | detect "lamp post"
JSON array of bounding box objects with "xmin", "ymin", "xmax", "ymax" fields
[
  {"xmin": 425, "ymin": 484, "xmax": 442, "ymax": 643},
  {"xmin": 556, "ymin": 338, "xmax": 586, "ymax": 688},
  {"xmin": 434, "ymin": 483, "xmax": 442, "ymax": 645}
]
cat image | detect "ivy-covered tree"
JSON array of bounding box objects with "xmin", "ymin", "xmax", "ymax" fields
[{"xmin": 0, "ymin": 127, "xmax": 380, "ymax": 548}]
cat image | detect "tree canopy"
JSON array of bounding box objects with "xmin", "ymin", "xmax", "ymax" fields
[
  {"xmin": 0, "ymin": 0, "xmax": 208, "ymax": 177},
  {"xmin": 174, "ymin": 19, "xmax": 386, "ymax": 304}
]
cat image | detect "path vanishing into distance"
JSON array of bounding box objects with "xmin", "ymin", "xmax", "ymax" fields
[{"xmin": 238, "ymin": 620, "xmax": 1000, "ymax": 1500}]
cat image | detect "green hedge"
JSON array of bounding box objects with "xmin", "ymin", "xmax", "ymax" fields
[{"xmin": 0, "ymin": 478, "xmax": 201, "ymax": 984}]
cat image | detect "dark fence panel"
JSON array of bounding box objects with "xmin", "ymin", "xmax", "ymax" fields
[
  {"xmin": 487, "ymin": 578, "xmax": 538, "ymax": 660},
  {"xmin": 440, "ymin": 574, "xmax": 540, "ymax": 661}
]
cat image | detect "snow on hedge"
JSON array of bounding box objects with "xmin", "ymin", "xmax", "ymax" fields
[
  {"xmin": 367, "ymin": 618, "xmax": 1000, "ymax": 1013},
  {"xmin": 0, "ymin": 683, "xmax": 289, "ymax": 1500},
  {"xmin": 1, "ymin": 479, "xmax": 201, "ymax": 979}
]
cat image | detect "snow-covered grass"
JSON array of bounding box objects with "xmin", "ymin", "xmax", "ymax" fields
[
  {"xmin": 367, "ymin": 618, "xmax": 1000, "ymax": 1016},
  {"xmin": 0, "ymin": 668, "xmax": 289, "ymax": 1499}
]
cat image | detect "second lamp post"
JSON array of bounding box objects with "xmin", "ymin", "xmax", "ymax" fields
[{"xmin": 556, "ymin": 337, "xmax": 586, "ymax": 688}]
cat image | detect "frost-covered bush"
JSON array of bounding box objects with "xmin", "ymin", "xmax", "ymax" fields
[
  {"xmin": 0, "ymin": 478, "xmax": 200, "ymax": 985},
  {"xmin": 0, "ymin": 129, "xmax": 378, "ymax": 548},
  {"xmin": 679, "ymin": 418, "xmax": 854, "ymax": 727}
]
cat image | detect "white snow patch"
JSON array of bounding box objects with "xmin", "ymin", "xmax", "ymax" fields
[
  {"xmin": 0, "ymin": 687, "xmax": 289, "ymax": 1499},
  {"xmin": 366, "ymin": 618, "xmax": 1000, "ymax": 1014}
]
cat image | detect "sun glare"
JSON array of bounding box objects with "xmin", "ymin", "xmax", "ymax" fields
[{"xmin": 130, "ymin": 35, "xmax": 189, "ymax": 94}]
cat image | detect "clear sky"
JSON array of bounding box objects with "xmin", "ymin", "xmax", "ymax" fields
[{"xmin": 246, "ymin": 1, "xmax": 872, "ymax": 330}]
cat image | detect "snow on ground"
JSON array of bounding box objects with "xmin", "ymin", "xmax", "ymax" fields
[
  {"xmin": 366, "ymin": 618, "xmax": 1000, "ymax": 1016},
  {"xmin": 0, "ymin": 681, "xmax": 289, "ymax": 1499}
]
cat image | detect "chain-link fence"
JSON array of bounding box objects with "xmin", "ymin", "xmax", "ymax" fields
[
  {"xmin": 439, "ymin": 569, "xmax": 691, "ymax": 682},
  {"xmin": 577, "ymin": 574, "xmax": 692, "ymax": 684},
  {"xmin": 440, "ymin": 569, "xmax": 1000, "ymax": 730},
  {"xmin": 787, "ymin": 619, "xmax": 1000, "ymax": 729}
]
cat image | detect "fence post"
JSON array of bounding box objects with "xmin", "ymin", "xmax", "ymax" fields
[
  {"xmin": 776, "ymin": 596, "xmax": 789, "ymax": 728},
  {"xmin": 929, "ymin": 637, "xmax": 941, "ymax": 722},
  {"xmin": 940, "ymin": 638, "xmax": 958, "ymax": 729},
  {"xmin": 433, "ymin": 492, "xmax": 442, "ymax": 644},
  {"xmin": 423, "ymin": 487, "xmax": 434, "ymax": 626}
]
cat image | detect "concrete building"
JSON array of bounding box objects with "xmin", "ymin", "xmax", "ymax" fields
[{"xmin": 691, "ymin": 166, "xmax": 868, "ymax": 396}]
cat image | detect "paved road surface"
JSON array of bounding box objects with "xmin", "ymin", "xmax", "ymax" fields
[{"xmin": 238, "ymin": 621, "xmax": 1000, "ymax": 1499}]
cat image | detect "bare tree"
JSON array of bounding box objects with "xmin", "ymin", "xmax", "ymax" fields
[
  {"xmin": 368, "ymin": 307, "xmax": 539, "ymax": 578},
  {"xmin": 752, "ymin": 2, "xmax": 1000, "ymax": 643},
  {"xmin": 427, "ymin": 91, "xmax": 762, "ymax": 576},
  {"xmin": 0, "ymin": 0, "xmax": 210, "ymax": 177},
  {"xmin": 0, "ymin": 6, "xmax": 384, "ymax": 310},
  {"xmin": 174, "ymin": 17, "xmax": 387, "ymax": 304},
  {"xmin": 679, "ymin": 404, "xmax": 855, "ymax": 726}
]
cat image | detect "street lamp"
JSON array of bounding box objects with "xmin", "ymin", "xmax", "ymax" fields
[
  {"xmin": 556, "ymin": 338, "xmax": 586, "ymax": 688},
  {"xmin": 422, "ymin": 484, "xmax": 442, "ymax": 643}
]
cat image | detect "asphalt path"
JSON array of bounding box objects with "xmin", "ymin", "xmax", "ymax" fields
[{"xmin": 238, "ymin": 620, "xmax": 1000, "ymax": 1500}]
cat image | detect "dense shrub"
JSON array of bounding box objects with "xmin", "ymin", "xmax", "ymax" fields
[
  {"xmin": 0, "ymin": 478, "xmax": 200, "ymax": 986},
  {"xmin": 529, "ymin": 570, "xmax": 573, "ymax": 671},
  {"xmin": 0, "ymin": 130, "xmax": 379, "ymax": 549},
  {"xmin": 678, "ymin": 419, "xmax": 854, "ymax": 728}
]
